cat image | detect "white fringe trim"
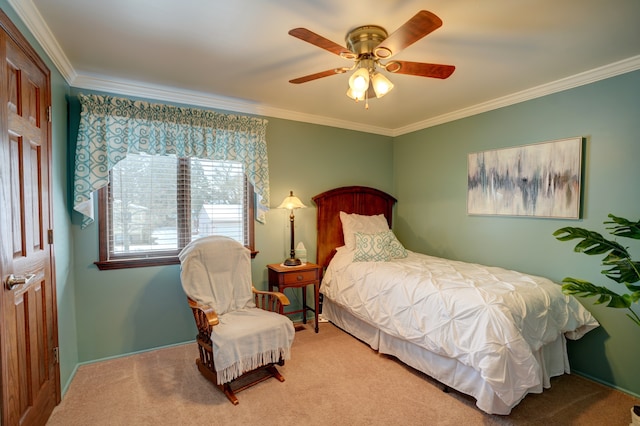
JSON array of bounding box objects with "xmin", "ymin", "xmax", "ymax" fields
[{"xmin": 216, "ymin": 347, "xmax": 291, "ymax": 385}]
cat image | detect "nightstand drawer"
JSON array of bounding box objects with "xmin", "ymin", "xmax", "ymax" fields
[{"xmin": 282, "ymin": 270, "xmax": 317, "ymax": 284}]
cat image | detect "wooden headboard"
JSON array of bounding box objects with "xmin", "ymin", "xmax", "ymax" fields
[{"xmin": 312, "ymin": 186, "xmax": 397, "ymax": 269}]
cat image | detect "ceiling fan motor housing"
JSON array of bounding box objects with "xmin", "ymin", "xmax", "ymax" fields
[{"xmin": 345, "ymin": 25, "xmax": 388, "ymax": 56}]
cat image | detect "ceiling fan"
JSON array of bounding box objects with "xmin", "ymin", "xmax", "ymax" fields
[{"xmin": 288, "ymin": 10, "xmax": 455, "ymax": 107}]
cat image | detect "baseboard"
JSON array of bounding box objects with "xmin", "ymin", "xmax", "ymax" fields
[
  {"xmin": 60, "ymin": 363, "xmax": 80, "ymax": 398},
  {"xmin": 572, "ymin": 370, "xmax": 640, "ymax": 399},
  {"xmin": 79, "ymin": 339, "xmax": 196, "ymax": 367},
  {"xmin": 60, "ymin": 339, "xmax": 196, "ymax": 399}
]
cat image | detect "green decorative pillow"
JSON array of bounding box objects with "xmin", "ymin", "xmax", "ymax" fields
[
  {"xmin": 384, "ymin": 230, "xmax": 408, "ymax": 259},
  {"xmin": 353, "ymin": 232, "xmax": 392, "ymax": 262}
]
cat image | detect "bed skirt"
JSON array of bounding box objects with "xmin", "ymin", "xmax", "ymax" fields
[{"xmin": 322, "ymin": 297, "xmax": 570, "ymax": 415}]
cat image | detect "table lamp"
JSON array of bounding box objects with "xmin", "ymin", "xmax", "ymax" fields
[{"xmin": 277, "ymin": 191, "xmax": 307, "ymax": 266}]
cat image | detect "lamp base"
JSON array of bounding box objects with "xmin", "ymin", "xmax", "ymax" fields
[{"xmin": 283, "ymin": 257, "xmax": 301, "ymax": 266}]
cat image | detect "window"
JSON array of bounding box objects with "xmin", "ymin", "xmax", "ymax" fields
[{"xmin": 96, "ymin": 153, "xmax": 255, "ymax": 270}]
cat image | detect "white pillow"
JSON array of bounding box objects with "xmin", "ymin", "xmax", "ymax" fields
[{"xmin": 340, "ymin": 211, "xmax": 389, "ymax": 251}]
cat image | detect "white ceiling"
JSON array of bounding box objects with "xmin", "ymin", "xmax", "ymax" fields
[{"xmin": 10, "ymin": 0, "xmax": 640, "ymax": 136}]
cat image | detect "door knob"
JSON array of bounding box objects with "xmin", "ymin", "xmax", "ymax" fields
[{"xmin": 5, "ymin": 274, "xmax": 35, "ymax": 290}]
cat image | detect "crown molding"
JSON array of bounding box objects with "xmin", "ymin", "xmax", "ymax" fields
[
  {"xmin": 392, "ymin": 55, "xmax": 640, "ymax": 136},
  {"xmin": 67, "ymin": 56, "xmax": 640, "ymax": 138},
  {"xmin": 9, "ymin": 0, "xmax": 640, "ymax": 138},
  {"xmin": 8, "ymin": 0, "xmax": 77, "ymax": 82},
  {"xmin": 71, "ymin": 73, "xmax": 396, "ymax": 137}
]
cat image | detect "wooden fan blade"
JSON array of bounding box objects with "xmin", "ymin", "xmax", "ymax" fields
[
  {"xmin": 373, "ymin": 10, "xmax": 443, "ymax": 59},
  {"xmin": 289, "ymin": 28, "xmax": 354, "ymax": 57},
  {"xmin": 289, "ymin": 68, "xmax": 347, "ymax": 84},
  {"xmin": 385, "ymin": 61, "xmax": 455, "ymax": 79}
]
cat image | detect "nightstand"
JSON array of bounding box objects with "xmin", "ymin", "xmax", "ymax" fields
[{"xmin": 267, "ymin": 263, "xmax": 322, "ymax": 333}]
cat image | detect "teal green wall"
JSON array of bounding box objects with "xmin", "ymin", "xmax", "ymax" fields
[
  {"xmin": 67, "ymin": 90, "xmax": 394, "ymax": 362},
  {"xmin": 393, "ymin": 70, "xmax": 640, "ymax": 396},
  {"xmin": 0, "ymin": 3, "xmax": 78, "ymax": 393},
  {"xmin": 5, "ymin": 0, "xmax": 639, "ymax": 402},
  {"xmin": 255, "ymin": 118, "xmax": 394, "ymax": 286}
]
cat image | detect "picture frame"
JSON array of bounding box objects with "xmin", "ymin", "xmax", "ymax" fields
[{"xmin": 467, "ymin": 137, "xmax": 583, "ymax": 219}]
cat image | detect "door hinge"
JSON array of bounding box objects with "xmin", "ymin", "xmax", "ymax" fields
[
  {"xmin": 53, "ymin": 347, "xmax": 59, "ymax": 364},
  {"xmin": 47, "ymin": 105, "xmax": 52, "ymax": 122},
  {"xmin": 48, "ymin": 229, "xmax": 53, "ymax": 245}
]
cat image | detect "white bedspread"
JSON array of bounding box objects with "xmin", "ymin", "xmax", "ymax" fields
[{"xmin": 321, "ymin": 249, "xmax": 599, "ymax": 408}]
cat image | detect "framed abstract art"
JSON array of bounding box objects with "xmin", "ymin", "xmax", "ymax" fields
[{"xmin": 467, "ymin": 137, "xmax": 583, "ymax": 219}]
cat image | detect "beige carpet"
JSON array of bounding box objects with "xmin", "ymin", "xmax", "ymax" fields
[{"xmin": 48, "ymin": 322, "xmax": 638, "ymax": 426}]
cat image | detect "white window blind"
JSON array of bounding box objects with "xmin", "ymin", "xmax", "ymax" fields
[{"xmin": 108, "ymin": 153, "xmax": 247, "ymax": 256}]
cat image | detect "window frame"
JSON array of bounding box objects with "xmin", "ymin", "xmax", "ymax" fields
[{"xmin": 95, "ymin": 158, "xmax": 256, "ymax": 270}]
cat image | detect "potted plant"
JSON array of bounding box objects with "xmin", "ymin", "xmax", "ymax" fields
[{"xmin": 553, "ymin": 214, "xmax": 640, "ymax": 327}]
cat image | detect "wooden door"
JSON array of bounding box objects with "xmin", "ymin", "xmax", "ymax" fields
[{"xmin": 0, "ymin": 10, "xmax": 60, "ymax": 426}]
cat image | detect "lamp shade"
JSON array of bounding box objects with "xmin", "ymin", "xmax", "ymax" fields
[
  {"xmin": 346, "ymin": 87, "xmax": 365, "ymax": 101},
  {"xmin": 371, "ymin": 72, "xmax": 394, "ymax": 98},
  {"xmin": 277, "ymin": 191, "xmax": 306, "ymax": 210},
  {"xmin": 348, "ymin": 67, "xmax": 370, "ymax": 92}
]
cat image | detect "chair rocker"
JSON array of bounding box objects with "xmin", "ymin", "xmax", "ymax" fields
[{"xmin": 179, "ymin": 236, "xmax": 295, "ymax": 405}]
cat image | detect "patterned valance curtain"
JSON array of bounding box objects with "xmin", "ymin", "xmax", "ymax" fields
[{"xmin": 73, "ymin": 93, "xmax": 270, "ymax": 227}]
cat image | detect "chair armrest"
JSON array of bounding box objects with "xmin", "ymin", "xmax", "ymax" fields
[
  {"xmin": 187, "ymin": 297, "xmax": 219, "ymax": 342},
  {"xmin": 252, "ymin": 286, "xmax": 290, "ymax": 314}
]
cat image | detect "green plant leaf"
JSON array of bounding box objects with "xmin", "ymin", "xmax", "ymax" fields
[
  {"xmin": 601, "ymin": 262, "xmax": 640, "ymax": 284},
  {"xmin": 622, "ymin": 283, "xmax": 640, "ymax": 303},
  {"xmin": 553, "ymin": 227, "xmax": 629, "ymax": 258},
  {"xmin": 602, "ymin": 259, "xmax": 640, "ymax": 283},
  {"xmin": 605, "ymin": 214, "xmax": 640, "ymax": 240},
  {"xmin": 624, "ymin": 282, "xmax": 640, "ymax": 293},
  {"xmin": 602, "ymin": 249, "xmax": 640, "ymax": 284},
  {"xmin": 561, "ymin": 277, "xmax": 631, "ymax": 308},
  {"xmin": 555, "ymin": 215, "xmax": 640, "ymax": 327}
]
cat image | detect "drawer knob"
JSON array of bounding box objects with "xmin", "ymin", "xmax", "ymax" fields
[{"xmin": 297, "ymin": 274, "xmax": 303, "ymax": 281}]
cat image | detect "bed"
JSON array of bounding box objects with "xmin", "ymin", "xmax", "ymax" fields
[{"xmin": 313, "ymin": 186, "xmax": 599, "ymax": 415}]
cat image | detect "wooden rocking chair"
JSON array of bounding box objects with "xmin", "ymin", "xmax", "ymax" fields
[{"xmin": 179, "ymin": 236, "xmax": 295, "ymax": 405}]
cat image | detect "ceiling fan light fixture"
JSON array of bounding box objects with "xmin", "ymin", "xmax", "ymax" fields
[
  {"xmin": 346, "ymin": 87, "xmax": 365, "ymax": 101},
  {"xmin": 371, "ymin": 72, "xmax": 394, "ymax": 98},
  {"xmin": 348, "ymin": 67, "xmax": 370, "ymax": 92}
]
